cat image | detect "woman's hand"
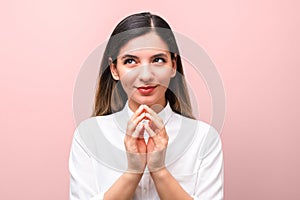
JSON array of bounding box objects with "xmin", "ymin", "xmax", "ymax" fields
[
  {"xmin": 125, "ymin": 104, "xmax": 169, "ymax": 173},
  {"xmin": 124, "ymin": 105, "xmax": 147, "ymax": 173},
  {"xmin": 143, "ymin": 105, "xmax": 169, "ymax": 172}
]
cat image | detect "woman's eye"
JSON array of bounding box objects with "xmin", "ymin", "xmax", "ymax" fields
[
  {"xmin": 124, "ymin": 59, "xmax": 136, "ymax": 65},
  {"xmin": 153, "ymin": 58, "xmax": 166, "ymax": 63}
]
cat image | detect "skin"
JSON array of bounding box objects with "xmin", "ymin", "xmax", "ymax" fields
[
  {"xmin": 110, "ymin": 31, "xmax": 177, "ymax": 112},
  {"xmin": 104, "ymin": 32, "xmax": 193, "ymax": 200}
]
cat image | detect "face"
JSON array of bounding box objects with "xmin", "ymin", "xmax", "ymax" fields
[{"xmin": 110, "ymin": 31, "xmax": 177, "ymax": 112}]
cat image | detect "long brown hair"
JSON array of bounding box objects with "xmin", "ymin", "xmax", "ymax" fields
[{"xmin": 92, "ymin": 12, "xmax": 194, "ymax": 119}]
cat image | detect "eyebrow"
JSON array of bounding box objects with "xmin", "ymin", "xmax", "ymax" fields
[{"xmin": 120, "ymin": 53, "xmax": 168, "ymax": 60}]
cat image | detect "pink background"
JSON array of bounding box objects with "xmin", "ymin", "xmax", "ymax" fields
[{"xmin": 1, "ymin": 0, "xmax": 299, "ymax": 199}]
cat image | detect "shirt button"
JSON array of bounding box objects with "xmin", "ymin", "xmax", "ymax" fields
[{"xmin": 143, "ymin": 188, "xmax": 146, "ymax": 192}]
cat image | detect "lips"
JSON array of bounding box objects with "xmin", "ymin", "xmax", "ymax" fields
[{"xmin": 137, "ymin": 85, "xmax": 157, "ymax": 95}]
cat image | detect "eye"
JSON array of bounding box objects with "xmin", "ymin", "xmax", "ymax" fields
[
  {"xmin": 153, "ymin": 57, "xmax": 166, "ymax": 63},
  {"xmin": 124, "ymin": 58, "xmax": 136, "ymax": 65}
]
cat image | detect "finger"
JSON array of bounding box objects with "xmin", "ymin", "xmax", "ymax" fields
[
  {"xmin": 145, "ymin": 112, "xmax": 164, "ymax": 129},
  {"xmin": 127, "ymin": 112, "xmax": 146, "ymax": 134},
  {"xmin": 144, "ymin": 114, "xmax": 168, "ymax": 140},
  {"xmin": 143, "ymin": 105, "xmax": 164, "ymax": 126},
  {"xmin": 131, "ymin": 104, "xmax": 145, "ymax": 121},
  {"xmin": 132, "ymin": 112, "xmax": 146, "ymax": 126},
  {"xmin": 132, "ymin": 123, "xmax": 144, "ymax": 138},
  {"xmin": 143, "ymin": 105, "xmax": 157, "ymax": 116},
  {"xmin": 143, "ymin": 123, "xmax": 156, "ymax": 138}
]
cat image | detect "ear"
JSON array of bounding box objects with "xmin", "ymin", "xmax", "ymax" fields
[
  {"xmin": 109, "ymin": 57, "xmax": 120, "ymax": 80},
  {"xmin": 171, "ymin": 53, "xmax": 177, "ymax": 78}
]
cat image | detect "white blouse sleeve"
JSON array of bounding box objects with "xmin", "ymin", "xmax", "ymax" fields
[
  {"xmin": 192, "ymin": 126, "xmax": 224, "ymax": 200},
  {"xmin": 69, "ymin": 129, "xmax": 105, "ymax": 200}
]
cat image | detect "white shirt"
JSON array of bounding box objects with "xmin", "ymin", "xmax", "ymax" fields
[{"xmin": 69, "ymin": 102, "xmax": 224, "ymax": 200}]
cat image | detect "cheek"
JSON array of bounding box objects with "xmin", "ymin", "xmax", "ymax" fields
[
  {"xmin": 156, "ymin": 68, "xmax": 173, "ymax": 86},
  {"xmin": 118, "ymin": 69, "xmax": 138, "ymax": 89}
]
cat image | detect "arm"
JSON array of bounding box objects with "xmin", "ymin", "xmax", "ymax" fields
[
  {"xmin": 142, "ymin": 105, "xmax": 193, "ymax": 199},
  {"xmin": 150, "ymin": 168, "xmax": 193, "ymax": 200},
  {"xmin": 69, "ymin": 129, "xmax": 145, "ymax": 200},
  {"xmin": 105, "ymin": 105, "xmax": 149, "ymax": 199},
  {"xmin": 143, "ymin": 104, "xmax": 223, "ymax": 199},
  {"xmin": 192, "ymin": 126, "xmax": 224, "ymax": 200},
  {"xmin": 103, "ymin": 173, "xmax": 142, "ymax": 200},
  {"xmin": 69, "ymin": 130, "xmax": 104, "ymax": 200},
  {"xmin": 69, "ymin": 131, "xmax": 144, "ymax": 200},
  {"xmin": 70, "ymin": 105, "xmax": 148, "ymax": 200},
  {"xmin": 150, "ymin": 126, "xmax": 223, "ymax": 200}
]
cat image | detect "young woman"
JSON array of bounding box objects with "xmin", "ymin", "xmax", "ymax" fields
[{"xmin": 69, "ymin": 12, "xmax": 223, "ymax": 200}]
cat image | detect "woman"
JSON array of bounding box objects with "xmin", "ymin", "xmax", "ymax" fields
[{"xmin": 69, "ymin": 12, "xmax": 223, "ymax": 200}]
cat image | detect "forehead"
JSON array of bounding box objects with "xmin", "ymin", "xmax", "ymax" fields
[{"xmin": 118, "ymin": 31, "xmax": 169, "ymax": 56}]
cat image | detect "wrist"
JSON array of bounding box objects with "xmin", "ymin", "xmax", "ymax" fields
[
  {"xmin": 150, "ymin": 167, "xmax": 168, "ymax": 179},
  {"xmin": 124, "ymin": 171, "xmax": 144, "ymax": 182},
  {"xmin": 126, "ymin": 163, "xmax": 146, "ymax": 174}
]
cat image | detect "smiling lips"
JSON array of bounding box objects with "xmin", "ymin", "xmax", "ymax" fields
[{"xmin": 137, "ymin": 85, "xmax": 157, "ymax": 95}]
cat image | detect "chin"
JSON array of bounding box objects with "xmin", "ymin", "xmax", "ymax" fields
[
  {"xmin": 132, "ymin": 95, "xmax": 165, "ymax": 107},
  {"xmin": 136, "ymin": 98, "xmax": 156, "ymax": 106}
]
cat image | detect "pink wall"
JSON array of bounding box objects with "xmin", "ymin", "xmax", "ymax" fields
[{"xmin": 1, "ymin": 0, "xmax": 299, "ymax": 199}]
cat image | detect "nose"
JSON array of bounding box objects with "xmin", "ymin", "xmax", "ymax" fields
[{"xmin": 138, "ymin": 64, "xmax": 154, "ymax": 82}]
